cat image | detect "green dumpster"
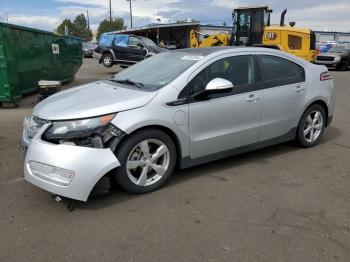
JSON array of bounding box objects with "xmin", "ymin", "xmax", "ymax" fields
[{"xmin": 0, "ymin": 22, "xmax": 82, "ymax": 107}]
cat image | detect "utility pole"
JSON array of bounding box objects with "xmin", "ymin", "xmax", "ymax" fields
[
  {"xmin": 109, "ymin": 0, "xmax": 112, "ymax": 22},
  {"xmin": 127, "ymin": 0, "xmax": 133, "ymax": 28},
  {"xmin": 86, "ymin": 10, "xmax": 90, "ymax": 28}
]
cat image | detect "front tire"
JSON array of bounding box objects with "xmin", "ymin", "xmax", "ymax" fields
[
  {"xmin": 115, "ymin": 129, "xmax": 176, "ymax": 194},
  {"xmin": 101, "ymin": 53, "xmax": 114, "ymax": 68},
  {"xmin": 296, "ymin": 104, "xmax": 326, "ymax": 148}
]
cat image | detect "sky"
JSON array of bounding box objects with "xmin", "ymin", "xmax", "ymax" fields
[{"xmin": 0, "ymin": 0, "xmax": 349, "ymax": 32}]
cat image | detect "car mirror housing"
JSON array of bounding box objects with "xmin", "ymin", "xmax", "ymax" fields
[{"xmin": 205, "ymin": 78, "xmax": 234, "ymax": 92}]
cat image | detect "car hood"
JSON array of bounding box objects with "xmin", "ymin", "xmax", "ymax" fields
[
  {"xmin": 33, "ymin": 80, "xmax": 158, "ymax": 121},
  {"xmin": 318, "ymin": 52, "xmax": 345, "ymax": 57}
]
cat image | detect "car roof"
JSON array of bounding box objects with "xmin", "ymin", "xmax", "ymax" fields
[
  {"xmin": 173, "ymin": 46, "xmax": 235, "ymax": 55},
  {"xmin": 172, "ymin": 46, "xmax": 308, "ymax": 66}
]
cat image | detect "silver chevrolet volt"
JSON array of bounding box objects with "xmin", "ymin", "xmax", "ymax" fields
[{"xmin": 22, "ymin": 47, "xmax": 335, "ymax": 201}]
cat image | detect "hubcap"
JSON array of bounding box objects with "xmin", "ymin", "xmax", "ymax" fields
[
  {"xmin": 303, "ymin": 110, "xmax": 323, "ymax": 143},
  {"xmin": 104, "ymin": 56, "xmax": 112, "ymax": 65},
  {"xmin": 126, "ymin": 139, "xmax": 170, "ymax": 187}
]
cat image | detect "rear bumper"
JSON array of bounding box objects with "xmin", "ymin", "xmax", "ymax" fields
[
  {"xmin": 24, "ymin": 139, "xmax": 120, "ymax": 201},
  {"xmin": 314, "ymin": 60, "xmax": 338, "ymax": 67},
  {"xmin": 83, "ymin": 50, "xmax": 93, "ymax": 57}
]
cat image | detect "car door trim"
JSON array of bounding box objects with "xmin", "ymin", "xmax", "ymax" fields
[{"xmin": 180, "ymin": 127, "xmax": 297, "ymax": 169}]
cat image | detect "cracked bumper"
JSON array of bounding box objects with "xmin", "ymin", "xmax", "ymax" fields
[{"xmin": 24, "ymin": 139, "xmax": 120, "ymax": 201}]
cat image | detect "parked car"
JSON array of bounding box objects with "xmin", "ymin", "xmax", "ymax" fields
[
  {"xmin": 315, "ymin": 45, "xmax": 350, "ymax": 70},
  {"xmin": 82, "ymin": 42, "xmax": 95, "ymax": 58},
  {"xmin": 94, "ymin": 33, "xmax": 166, "ymax": 68},
  {"xmin": 22, "ymin": 47, "xmax": 334, "ymax": 202}
]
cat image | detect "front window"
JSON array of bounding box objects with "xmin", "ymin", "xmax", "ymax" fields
[
  {"xmin": 129, "ymin": 37, "xmax": 143, "ymax": 47},
  {"xmin": 112, "ymin": 52, "xmax": 202, "ymax": 91},
  {"xmin": 238, "ymin": 12, "xmax": 251, "ymax": 32},
  {"xmin": 188, "ymin": 55, "xmax": 255, "ymax": 96}
]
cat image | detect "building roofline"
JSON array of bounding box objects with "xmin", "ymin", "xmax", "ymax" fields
[
  {"xmin": 110, "ymin": 22, "xmax": 201, "ymax": 34},
  {"xmin": 314, "ymin": 30, "xmax": 350, "ymax": 35}
]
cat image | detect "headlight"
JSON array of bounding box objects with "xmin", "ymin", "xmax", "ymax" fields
[{"xmin": 44, "ymin": 114, "xmax": 115, "ymax": 140}]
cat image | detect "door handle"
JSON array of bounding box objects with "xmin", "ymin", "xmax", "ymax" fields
[
  {"xmin": 246, "ymin": 94, "xmax": 259, "ymax": 103},
  {"xmin": 294, "ymin": 86, "xmax": 305, "ymax": 92}
]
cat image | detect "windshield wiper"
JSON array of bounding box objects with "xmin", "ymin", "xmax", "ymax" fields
[{"xmin": 108, "ymin": 78, "xmax": 144, "ymax": 89}]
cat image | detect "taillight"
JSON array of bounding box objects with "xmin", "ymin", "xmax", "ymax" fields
[{"xmin": 320, "ymin": 71, "xmax": 332, "ymax": 81}]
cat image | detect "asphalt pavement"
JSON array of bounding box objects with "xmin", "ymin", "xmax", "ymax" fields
[{"xmin": 0, "ymin": 59, "xmax": 349, "ymax": 262}]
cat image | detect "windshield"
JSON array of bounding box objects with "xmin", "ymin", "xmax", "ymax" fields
[
  {"xmin": 140, "ymin": 37, "xmax": 157, "ymax": 47},
  {"xmin": 328, "ymin": 46, "xmax": 347, "ymax": 53},
  {"xmin": 112, "ymin": 52, "xmax": 203, "ymax": 91}
]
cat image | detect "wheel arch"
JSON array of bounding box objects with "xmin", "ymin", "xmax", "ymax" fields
[
  {"xmin": 118, "ymin": 125, "xmax": 183, "ymax": 168},
  {"xmin": 301, "ymin": 99, "xmax": 330, "ymax": 126}
]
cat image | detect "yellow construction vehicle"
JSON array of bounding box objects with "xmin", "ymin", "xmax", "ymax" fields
[
  {"xmin": 190, "ymin": 6, "xmax": 316, "ymax": 62},
  {"xmin": 189, "ymin": 30, "xmax": 230, "ymax": 48},
  {"xmin": 232, "ymin": 6, "xmax": 317, "ymax": 61}
]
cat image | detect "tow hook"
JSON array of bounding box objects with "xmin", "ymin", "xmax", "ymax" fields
[
  {"xmin": 52, "ymin": 195, "xmax": 75, "ymax": 212},
  {"xmin": 54, "ymin": 195, "xmax": 62, "ymax": 202}
]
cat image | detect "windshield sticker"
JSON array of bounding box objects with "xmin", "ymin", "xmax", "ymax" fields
[{"xmin": 181, "ymin": 55, "xmax": 204, "ymax": 61}]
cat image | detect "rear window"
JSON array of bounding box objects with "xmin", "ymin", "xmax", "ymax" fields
[
  {"xmin": 261, "ymin": 55, "xmax": 305, "ymax": 87},
  {"xmin": 99, "ymin": 34, "xmax": 115, "ymax": 46}
]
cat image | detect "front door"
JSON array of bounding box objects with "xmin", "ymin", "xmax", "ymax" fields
[
  {"xmin": 188, "ymin": 55, "xmax": 263, "ymax": 159},
  {"xmin": 127, "ymin": 36, "xmax": 147, "ymax": 62}
]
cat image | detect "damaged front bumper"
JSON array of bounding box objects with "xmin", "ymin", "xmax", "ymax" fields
[{"xmin": 22, "ymin": 123, "xmax": 121, "ymax": 201}]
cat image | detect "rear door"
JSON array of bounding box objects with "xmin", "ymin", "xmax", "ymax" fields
[
  {"xmin": 187, "ymin": 55, "xmax": 263, "ymax": 158},
  {"xmin": 258, "ymin": 55, "xmax": 306, "ymax": 141},
  {"xmin": 111, "ymin": 35, "xmax": 129, "ymax": 61}
]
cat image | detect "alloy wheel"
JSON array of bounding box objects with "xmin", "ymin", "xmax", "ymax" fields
[
  {"xmin": 303, "ymin": 110, "xmax": 324, "ymax": 143},
  {"xmin": 126, "ymin": 139, "xmax": 170, "ymax": 187},
  {"xmin": 103, "ymin": 56, "xmax": 112, "ymax": 66}
]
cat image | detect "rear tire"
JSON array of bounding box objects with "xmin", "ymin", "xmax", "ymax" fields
[
  {"xmin": 114, "ymin": 129, "xmax": 176, "ymax": 194},
  {"xmin": 101, "ymin": 53, "xmax": 114, "ymax": 68},
  {"xmin": 296, "ymin": 104, "xmax": 326, "ymax": 148}
]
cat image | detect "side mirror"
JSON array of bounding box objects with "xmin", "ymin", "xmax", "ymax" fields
[
  {"xmin": 137, "ymin": 43, "xmax": 144, "ymax": 49},
  {"xmin": 205, "ymin": 78, "xmax": 234, "ymax": 92},
  {"xmin": 194, "ymin": 78, "xmax": 233, "ymax": 100}
]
